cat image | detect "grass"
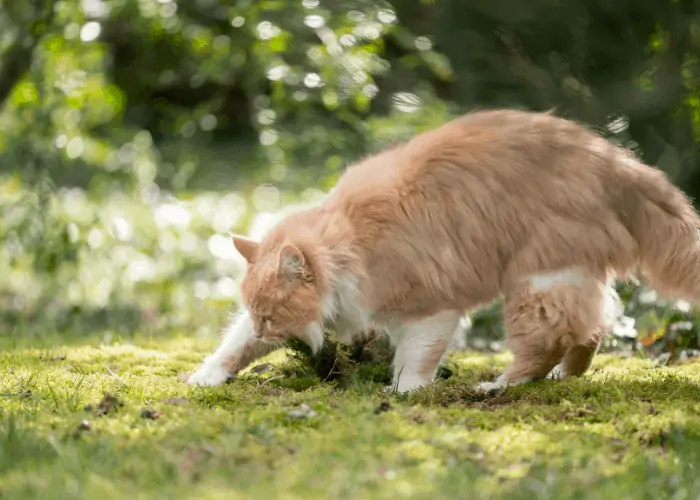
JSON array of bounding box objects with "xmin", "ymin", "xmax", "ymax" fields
[{"xmin": 2, "ymin": 335, "xmax": 700, "ymax": 500}]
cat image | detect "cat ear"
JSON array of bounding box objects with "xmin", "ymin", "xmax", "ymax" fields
[
  {"xmin": 278, "ymin": 244, "xmax": 306, "ymax": 281},
  {"xmin": 232, "ymin": 235, "xmax": 259, "ymax": 263}
]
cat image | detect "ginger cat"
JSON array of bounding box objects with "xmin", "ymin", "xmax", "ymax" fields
[{"xmin": 187, "ymin": 109, "xmax": 700, "ymax": 393}]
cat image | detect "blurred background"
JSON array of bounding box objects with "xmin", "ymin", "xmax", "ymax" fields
[{"xmin": 2, "ymin": 0, "xmax": 700, "ymax": 362}]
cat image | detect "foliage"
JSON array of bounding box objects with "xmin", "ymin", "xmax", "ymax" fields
[
  {"xmin": 5, "ymin": 0, "xmax": 700, "ymax": 193},
  {"xmin": 4, "ymin": 1, "xmax": 700, "ymax": 357},
  {"xmin": 0, "ymin": 175, "xmax": 327, "ymax": 339},
  {"xmin": 0, "ymin": 0, "xmax": 453, "ymax": 193}
]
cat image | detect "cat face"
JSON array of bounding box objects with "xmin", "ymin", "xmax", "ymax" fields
[{"xmin": 232, "ymin": 236, "xmax": 324, "ymax": 352}]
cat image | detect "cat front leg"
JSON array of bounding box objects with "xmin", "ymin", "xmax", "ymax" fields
[
  {"xmin": 187, "ymin": 310, "xmax": 279, "ymax": 387},
  {"xmin": 388, "ymin": 310, "xmax": 461, "ymax": 393}
]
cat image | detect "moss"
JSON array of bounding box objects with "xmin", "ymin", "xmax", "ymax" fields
[{"xmin": 1, "ymin": 337, "xmax": 700, "ymax": 499}]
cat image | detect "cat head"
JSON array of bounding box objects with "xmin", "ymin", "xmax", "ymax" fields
[{"xmin": 232, "ymin": 235, "xmax": 325, "ymax": 353}]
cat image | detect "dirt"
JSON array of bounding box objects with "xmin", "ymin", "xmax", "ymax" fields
[{"xmin": 95, "ymin": 392, "xmax": 124, "ymax": 416}]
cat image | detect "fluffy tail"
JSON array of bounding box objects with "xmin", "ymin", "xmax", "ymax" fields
[{"xmin": 625, "ymin": 165, "xmax": 700, "ymax": 303}]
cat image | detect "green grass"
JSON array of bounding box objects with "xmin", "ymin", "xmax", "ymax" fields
[{"xmin": 2, "ymin": 336, "xmax": 700, "ymax": 500}]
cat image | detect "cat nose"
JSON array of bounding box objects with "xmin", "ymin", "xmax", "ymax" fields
[{"xmin": 253, "ymin": 330, "xmax": 263, "ymax": 339}]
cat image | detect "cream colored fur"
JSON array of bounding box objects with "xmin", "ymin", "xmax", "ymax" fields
[
  {"xmin": 188, "ymin": 196, "xmax": 468, "ymax": 388},
  {"xmin": 188, "ymin": 109, "xmax": 700, "ymax": 393}
]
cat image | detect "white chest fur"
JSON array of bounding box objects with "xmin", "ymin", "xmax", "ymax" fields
[{"xmin": 321, "ymin": 273, "xmax": 372, "ymax": 343}]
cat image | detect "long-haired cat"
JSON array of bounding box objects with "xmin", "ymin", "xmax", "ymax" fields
[{"xmin": 187, "ymin": 109, "xmax": 700, "ymax": 393}]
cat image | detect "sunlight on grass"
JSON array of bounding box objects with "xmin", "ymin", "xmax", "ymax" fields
[{"xmin": 2, "ymin": 340, "xmax": 700, "ymax": 499}]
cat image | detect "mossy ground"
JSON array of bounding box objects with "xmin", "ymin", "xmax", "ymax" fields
[{"xmin": 2, "ymin": 334, "xmax": 700, "ymax": 500}]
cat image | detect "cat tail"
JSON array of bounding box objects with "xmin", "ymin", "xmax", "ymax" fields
[{"xmin": 625, "ymin": 165, "xmax": 700, "ymax": 304}]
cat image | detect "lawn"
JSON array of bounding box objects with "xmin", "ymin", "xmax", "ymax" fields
[{"xmin": 2, "ymin": 334, "xmax": 700, "ymax": 500}]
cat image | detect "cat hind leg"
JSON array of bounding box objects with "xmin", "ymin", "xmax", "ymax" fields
[{"xmin": 476, "ymin": 269, "xmax": 609, "ymax": 392}]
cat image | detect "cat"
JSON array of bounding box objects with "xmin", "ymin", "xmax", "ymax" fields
[
  {"xmin": 187, "ymin": 109, "xmax": 700, "ymax": 393},
  {"xmin": 187, "ymin": 191, "xmax": 470, "ymax": 388}
]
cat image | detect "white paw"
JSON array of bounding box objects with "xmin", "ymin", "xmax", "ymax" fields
[
  {"xmin": 475, "ymin": 381, "xmax": 505, "ymax": 393},
  {"xmin": 475, "ymin": 373, "xmax": 507, "ymax": 393},
  {"xmin": 186, "ymin": 361, "xmax": 231, "ymax": 387},
  {"xmin": 547, "ymin": 364, "xmax": 566, "ymax": 380},
  {"xmin": 475, "ymin": 375, "xmax": 533, "ymax": 392}
]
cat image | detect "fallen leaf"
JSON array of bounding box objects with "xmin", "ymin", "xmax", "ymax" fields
[
  {"xmin": 140, "ymin": 409, "xmax": 163, "ymax": 420},
  {"xmin": 250, "ymin": 363, "xmax": 274, "ymax": 374},
  {"xmin": 95, "ymin": 392, "xmax": 124, "ymax": 416},
  {"xmin": 374, "ymin": 401, "xmax": 392, "ymax": 414}
]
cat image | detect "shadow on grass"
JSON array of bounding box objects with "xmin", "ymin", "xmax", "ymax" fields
[{"xmin": 493, "ymin": 426, "xmax": 700, "ymax": 499}]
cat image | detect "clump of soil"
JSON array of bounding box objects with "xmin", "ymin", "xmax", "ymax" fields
[{"xmin": 286, "ymin": 328, "xmax": 394, "ymax": 385}]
